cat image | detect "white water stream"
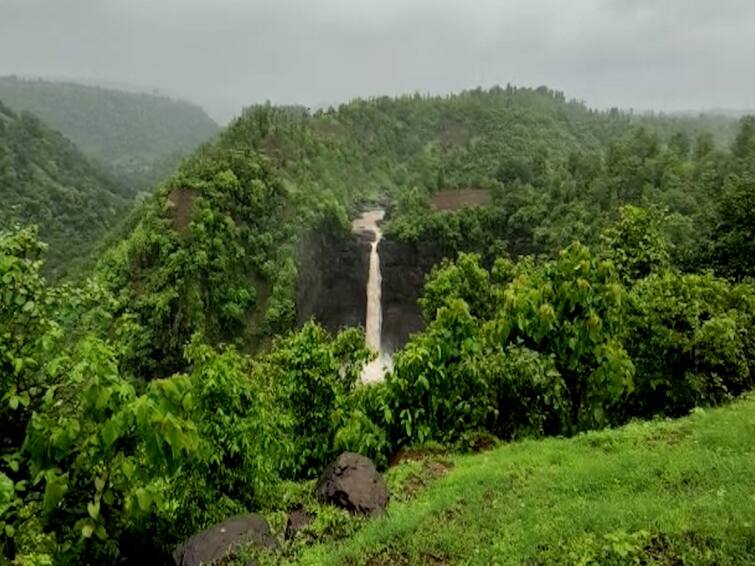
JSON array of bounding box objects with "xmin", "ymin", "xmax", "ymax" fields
[{"xmin": 351, "ymin": 209, "xmax": 392, "ymax": 383}]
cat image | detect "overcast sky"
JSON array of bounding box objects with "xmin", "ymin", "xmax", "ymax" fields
[{"xmin": 1, "ymin": 0, "xmax": 754, "ymax": 123}]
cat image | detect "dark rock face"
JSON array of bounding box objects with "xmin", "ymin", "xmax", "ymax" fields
[
  {"xmin": 379, "ymin": 238, "xmax": 446, "ymax": 353},
  {"xmin": 296, "ymin": 225, "xmax": 448, "ymax": 355},
  {"xmin": 296, "ymin": 228, "xmax": 370, "ymax": 333},
  {"xmin": 284, "ymin": 508, "xmax": 313, "ymax": 541},
  {"xmin": 315, "ymin": 452, "xmax": 389, "ymax": 515},
  {"xmin": 173, "ymin": 514, "xmax": 278, "ymax": 566}
]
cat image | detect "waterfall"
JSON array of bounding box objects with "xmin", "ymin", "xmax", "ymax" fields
[{"xmin": 352, "ymin": 209, "xmax": 392, "ymax": 383}]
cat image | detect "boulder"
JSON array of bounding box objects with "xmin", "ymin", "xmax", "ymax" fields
[
  {"xmin": 284, "ymin": 508, "xmax": 313, "ymax": 541},
  {"xmin": 173, "ymin": 514, "xmax": 277, "ymax": 566},
  {"xmin": 315, "ymin": 452, "xmax": 389, "ymax": 515}
]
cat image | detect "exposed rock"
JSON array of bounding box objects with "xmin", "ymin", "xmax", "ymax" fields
[
  {"xmin": 173, "ymin": 514, "xmax": 278, "ymax": 566},
  {"xmin": 284, "ymin": 508, "xmax": 313, "ymax": 541},
  {"xmin": 296, "ymin": 227, "xmax": 370, "ymax": 333},
  {"xmin": 315, "ymin": 452, "xmax": 389, "ymax": 515},
  {"xmin": 380, "ymin": 238, "xmax": 446, "ymax": 353}
]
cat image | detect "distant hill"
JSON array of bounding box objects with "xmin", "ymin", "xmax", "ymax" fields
[
  {"xmin": 0, "ymin": 99, "xmax": 128, "ymax": 276},
  {"xmin": 0, "ymin": 76, "xmax": 219, "ymax": 193}
]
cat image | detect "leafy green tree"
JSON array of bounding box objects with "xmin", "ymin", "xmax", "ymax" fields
[
  {"xmin": 732, "ymin": 115, "xmax": 755, "ymax": 160},
  {"xmin": 599, "ymin": 205, "xmax": 670, "ymax": 283},
  {"xmin": 709, "ymin": 175, "xmax": 755, "ymax": 279},
  {"xmin": 254, "ymin": 322, "xmax": 370, "ymax": 477},
  {"xmin": 625, "ymin": 271, "xmax": 754, "ymax": 418},
  {"xmin": 668, "ymin": 131, "xmax": 691, "ymax": 158}
]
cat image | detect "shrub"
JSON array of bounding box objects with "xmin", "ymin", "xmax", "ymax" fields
[
  {"xmin": 479, "ymin": 345, "xmax": 570, "ymax": 440},
  {"xmin": 253, "ymin": 322, "xmax": 371, "ymax": 477},
  {"xmin": 624, "ymin": 270, "xmax": 754, "ymax": 418}
]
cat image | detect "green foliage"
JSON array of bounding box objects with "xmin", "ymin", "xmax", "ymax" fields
[
  {"xmin": 0, "ymin": 76, "xmax": 218, "ymax": 193},
  {"xmin": 0, "ymin": 106, "xmax": 128, "ymax": 277},
  {"xmin": 709, "ymin": 174, "xmax": 755, "ymax": 279},
  {"xmin": 384, "ymin": 298, "xmax": 493, "ymax": 444},
  {"xmin": 256, "ymin": 322, "xmax": 371, "ymax": 477},
  {"xmin": 624, "ymin": 271, "xmax": 755, "ymax": 418},
  {"xmin": 332, "ymin": 384, "xmax": 391, "ymax": 469},
  {"xmin": 99, "ymin": 148, "xmax": 290, "ymax": 377},
  {"xmin": 491, "ymin": 243, "xmax": 633, "ymax": 429},
  {"xmin": 599, "ymin": 205, "xmax": 670, "ymax": 283},
  {"xmin": 419, "ymin": 252, "xmax": 495, "ymax": 320}
]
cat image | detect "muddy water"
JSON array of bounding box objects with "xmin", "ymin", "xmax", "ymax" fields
[{"xmin": 351, "ymin": 209, "xmax": 392, "ymax": 382}]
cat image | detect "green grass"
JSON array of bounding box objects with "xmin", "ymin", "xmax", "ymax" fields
[{"xmin": 283, "ymin": 396, "xmax": 755, "ymax": 565}]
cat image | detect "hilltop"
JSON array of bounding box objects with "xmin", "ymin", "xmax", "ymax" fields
[
  {"xmin": 0, "ymin": 76, "xmax": 219, "ymax": 192},
  {"xmin": 286, "ymin": 394, "xmax": 755, "ymax": 565}
]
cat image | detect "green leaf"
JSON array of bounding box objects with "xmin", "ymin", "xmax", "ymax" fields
[
  {"xmin": 0, "ymin": 472, "xmax": 14, "ymax": 516},
  {"xmin": 135, "ymin": 488, "xmax": 152, "ymax": 511},
  {"xmin": 101, "ymin": 419, "xmax": 120, "ymax": 448},
  {"xmin": 95, "ymin": 524, "xmax": 108, "ymax": 541},
  {"xmin": 81, "ymin": 521, "xmax": 95, "ymax": 539},
  {"xmin": 42, "ymin": 472, "xmax": 68, "ymax": 512},
  {"xmin": 87, "ymin": 500, "xmax": 100, "ymax": 520}
]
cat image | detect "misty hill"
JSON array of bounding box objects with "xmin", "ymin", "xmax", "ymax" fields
[
  {"xmin": 0, "ymin": 76, "xmax": 219, "ymax": 192},
  {"xmin": 94, "ymin": 85, "xmax": 747, "ymax": 377},
  {"xmin": 0, "ymin": 99, "xmax": 128, "ymax": 276}
]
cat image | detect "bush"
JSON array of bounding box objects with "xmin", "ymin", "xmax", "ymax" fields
[
  {"xmin": 383, "ymin": 299, "xmax": 492, "ymax": 445},
  {"xmin": 253, "ymin": 322, "xmax": 371, "ymax": 477},
  {"xmin": 624, "ymin": 270, "xmax": 755, "ymax": 418},
  {"xmin": 491, "ymin": 242, "xmax": 634, "ymax": 429},
  {"xmin": 480, "ymin": 345, "xmax": 569, "ymax": 440}
]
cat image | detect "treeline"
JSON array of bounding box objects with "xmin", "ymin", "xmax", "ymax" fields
[
  {"xmin": 387, "ymin": 115, "xmax": 755, "ymax": 281},
  {"xmin": 0, "ymin": 87, "xmax": 753, "ymax": 564}
]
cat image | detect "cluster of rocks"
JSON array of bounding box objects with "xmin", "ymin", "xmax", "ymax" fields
[{"xmin": 173, "ymin": 453, "xmax": 388, "ymax": 566}]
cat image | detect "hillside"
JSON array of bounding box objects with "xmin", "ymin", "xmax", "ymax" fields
[
  {"xmin": 1, "ymin": 86, "xmax": 753, "ymax": 565},
  {"xmin": 0, "ymin": 100, "xmax": 128, "ymax": 276},
  {"xmin": 285, "ymin": 394, "xmax": 755, "ymax": 565},
  {"xmin": 95, "ymin": 86, "xmax": 749, "ymax": 377},
  {"xmin": 0, "ymin": 76, "xmax": 219, "ymax": 192}
]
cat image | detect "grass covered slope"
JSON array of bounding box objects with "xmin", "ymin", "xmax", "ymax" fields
[
  {"xmin": 296, "ymin": 396, "xmax": 755, "ymax": 565},
  {"xmin": 0, "ymin": 100, "xmax": 128, "ymax": 276},
  {"xmin": 0, "ymin": 76, "xmax": 219, "ymax": 192}
]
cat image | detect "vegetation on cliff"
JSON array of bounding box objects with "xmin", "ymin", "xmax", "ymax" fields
[{"xmin": 1, "ymin": 87, "xmax": 754, "ymax": 564}]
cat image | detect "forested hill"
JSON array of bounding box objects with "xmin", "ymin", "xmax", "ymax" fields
[
  {"xmin": 95, "ymin": 86, "xmax": 749, "ymax": 378},
  {"xmin": 2, "ymin": 85, "xmax": 754, "ymax": 564},
  {"xmin": 0, "ymin": 76, "xmax": 219, "ymax": 192},
  {"xmin": 0, "ymin": 99, "xmax": 128, "ymax": 276}
]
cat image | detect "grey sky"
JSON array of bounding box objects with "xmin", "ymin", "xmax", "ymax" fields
[{"xmin": 1, "ymin": 0, "xmax": 754, "ymax": 123}]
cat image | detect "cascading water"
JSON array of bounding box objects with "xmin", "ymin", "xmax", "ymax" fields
[{"xmin": 351, "ymin": 209, "xmax": 392, "ymax": 382}]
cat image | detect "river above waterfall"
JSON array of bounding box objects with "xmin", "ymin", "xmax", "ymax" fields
[{"xmin": 351, "ymin": 209, "xmax": 392, "ymax": 383}]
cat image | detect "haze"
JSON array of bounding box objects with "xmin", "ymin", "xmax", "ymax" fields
[{"xmin": 1, "ymin": 0, "xmax": 753, "ymax": 123}]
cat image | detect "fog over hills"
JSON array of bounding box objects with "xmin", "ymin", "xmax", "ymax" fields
[{"xmin": 1, "ymin": 0, "xmax": 753, "ymax": 122}]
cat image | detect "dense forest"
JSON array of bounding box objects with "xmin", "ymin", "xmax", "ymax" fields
[
  {"xmin": 1, "ymin": 86, "xmax": 754, "ymax": 564},
  {"xmin": 0, "ymin": 77, "xmax": 219, "ymax": 193},
  {"xmin": 0, "ymin": 100, "xmax": 129, "ymax": 277}
]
